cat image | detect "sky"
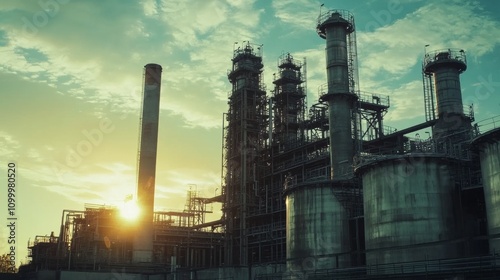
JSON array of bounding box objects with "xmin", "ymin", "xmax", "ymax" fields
[{"xmin": 0, "ymin": 0, "xmax": 499, "ymax": 266}]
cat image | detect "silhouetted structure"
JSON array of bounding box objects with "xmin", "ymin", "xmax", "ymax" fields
[{"xmin": 21, "ymin": 7, "xmax": 500, "ymax": 280}]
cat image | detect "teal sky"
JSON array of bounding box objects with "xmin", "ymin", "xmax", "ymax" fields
[{"xmin": 1, "ymin": 0, "xmax": 499, "ymax": 266}]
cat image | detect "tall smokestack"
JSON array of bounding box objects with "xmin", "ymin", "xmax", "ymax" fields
[{"xmin": 133, "ymin": 63, "xmax": 162, "ymax": 263}]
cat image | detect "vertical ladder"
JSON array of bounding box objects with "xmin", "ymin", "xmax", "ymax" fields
[
  {"xmin": 422, "ymin": 70, "xmax": 436, "ymax": 121},
  {"xmin": 346, "ymin": 16, "xmax": 363, "ymax": 154},
  {"xmin": 346, "ymin": 21, "xmax": 359, "ymax": 95}
]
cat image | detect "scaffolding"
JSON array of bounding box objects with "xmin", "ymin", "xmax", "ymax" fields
[
  {"xmin": 271, "ymin": 52, "xmax": 306, "ymax": 148},
  {"xmin": 27, "ymin": 234, "xmax": 59, "ymax": 271},
  {"xmin": 26, "ymin": 188, "xmax": 224, "ymax": 273},
  {"xmin": 357, "ymin": 92, "xmax": 390, "ymax": 141},
  {"xmin": 22, "ymin": 9, "xmax": 496, "ymax": 277},
  {"xmin": 223, "ymin": 41, "xmax": 268, "ymax": 266},
  {"xmin": 66, "ymin": 205, "xmax": 132, "ymax": 270}
]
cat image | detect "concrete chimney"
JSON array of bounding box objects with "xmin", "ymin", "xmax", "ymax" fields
[{"xmin": 133, "ymin": 63, "xmax": 162, "ymax": 263}]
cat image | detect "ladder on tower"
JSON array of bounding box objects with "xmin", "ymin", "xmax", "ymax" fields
[
  {"xmin": 422, "ymin": 70, "xmax": 436, "ymax": 121},
  {"xmin": 346, "ymin": 17, "xmax": 363, "ymax": 153},
  {"xmin": 346, "ymin": 22, "xmax": 359, "ymax": 95}
]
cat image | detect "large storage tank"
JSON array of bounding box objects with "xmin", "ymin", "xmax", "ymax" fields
[
  {"xmin": 285, "ymin": 181, "xmax": 350, "ymax": 273},
  {"xmin": 357, "ymin": 155, "xmax": 462, "ymax": 268},
  {"xmin": 471, "ymin": 128, "xmax": 500, "ymax": 254}
]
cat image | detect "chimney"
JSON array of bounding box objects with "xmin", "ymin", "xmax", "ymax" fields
[{"xmin": 133, "ymin": 63, "xmax": 162, "ymax": 263}]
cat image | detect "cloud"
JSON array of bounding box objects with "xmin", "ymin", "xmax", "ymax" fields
[
  {"xmin": 156, "ymin": 0, "xmax": 229, "ymax": 46},
  {"xmin": 357, "ymin": 1, "xmax": 500, "ymax": 79},
  {"xmin": 0, "ymin": 131, "xmax": 21, "ymax": 158},
  {"xmin": 295, "ymin": 47, "xmax": 328, "ymax": 99},
  {"xmin": 384, "ymin": 80, "xmax": 424, "ymax": 122},
  {"xmin": 0, "ymin": 0, "xmax": 268, "ymax": 130},
  {"xmin": 271, "ymin": 0, "xmax": 319, "ymax": 29},
  {"xmin": 16, "ymin": 139, "xmax": 221, "ymax": 211},
  {"xmin": 142, "ymin": 0, "xmax": 159, "ymax": 17},
  {"xmin": 152, "ymin": 1, "xmax": 265, "ymax": 128},
  {"xmin": 22, "ymin": 164, "xmax": 115, "ymax": 202},
  {"xmin": 350, "ymin": 1, "xmax": 500, "ymax": 129}
]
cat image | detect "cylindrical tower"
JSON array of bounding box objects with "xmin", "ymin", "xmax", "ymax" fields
[
  {"xmin": 357, "ymin": 155, "xmax": 462, "ymax": 272},
  {"xmin": 285, "ymin": 182, "xmax": 349, "ymax": 272},
  {"xmin": 272, "ymin": 53, "xmax": 306, "ymax": 147},
  {"xmin": 224, "ymin": 42, "xmax": 267, "ymax": 266},
  {"xmin": 471, "ymin": 128, "xmax": 500, "ymax": 254},
  {"xmin": 133, "ymin": 63, "xmax": 162, "ymax": 263},
  {"xmin": 285, "ymin": 9, "xmax": 360, "ymax": 274},
  {"xmin": 423, "ymin": 49, "xmax": 471, "ymax": 140},
  {"xmin": 317, "ymin": 9, "xmax": 358, "ymax": 179}
]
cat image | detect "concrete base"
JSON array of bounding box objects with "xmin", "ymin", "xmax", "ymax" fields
[
  {"xmin": 20, "ymin": 264, "xmax": 286, "ymax": 280},
  {"xmin": 132, "ymin": 250, "xmax": 152, "ymax": 263}
]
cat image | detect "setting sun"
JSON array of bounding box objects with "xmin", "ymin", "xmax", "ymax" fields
[{"xmin": 119, "ymin": 200, "xmax": 140, "ymax": 221}]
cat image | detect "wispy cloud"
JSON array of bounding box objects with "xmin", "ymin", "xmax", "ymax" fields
[
  {"xmin": 288, "ymin": 47, "xmax": 326, "ymax": 103},
  {"xmin": 0, "ymin": 131, "xmax": 21, "ymax": 159},
  {"xmin": 271, "ymin": 0, "xmax": 320, "ymax": 29},
  {"xmin": 358, "ymin": 1, "xmax": 500, "ymax": 79},
  {"xmin": 385, "ymin": 80, "xmax": 424, "ymax": 122},
  {"xmin": 355, "ymin": 1, "xmax": 500, "ymax": 124},
  {"xmin": 0, "ymin": 0, "xmax": 266, "ymax": 130}
]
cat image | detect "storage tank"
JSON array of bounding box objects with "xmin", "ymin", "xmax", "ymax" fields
[
  {"xmin": 285, "ymin": 181, "xmax": 350, "ymax": 273},
  {"xmin": 357, "ymin": 155, "xmax": 462, "ymax": 269},
  {"xmin": 471, "ymin": 128, "xmax": 500, "ymax": 254}
]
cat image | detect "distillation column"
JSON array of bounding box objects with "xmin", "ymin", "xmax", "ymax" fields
[
  {"xmin": 133, "ymin": 63, "xmax": 162, "ymax": 263},
  {"xmin": 224, "ymin": 42, "xmax": 267, "ymax": 266},
  {"xmin": 317, "ymin": 10, "xmax": 358, "ymax": 178},
  {"xmin": 272, "ymin": 53, "xmax": 306, "ymax": 146},
  {"xmin": 423, "ymin": 49, "xmax": 472, "ymax": 143},
  {"xmin": 285, "ymin": 10, "xmax": 358, "ymax": 274}
]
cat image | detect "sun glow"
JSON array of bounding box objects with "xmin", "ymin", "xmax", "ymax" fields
[{"xmin": 119, "ymin": 199, "xmax": 140, "ymax": 221}]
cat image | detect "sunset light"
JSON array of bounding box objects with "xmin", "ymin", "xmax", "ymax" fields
[
  {"xmin": 119, "ymin": 199, "xmax": 140, "ymax": 221},
  {"xmin": 4, "ymin": 1, "xmax": 500, "ymax": 277}
]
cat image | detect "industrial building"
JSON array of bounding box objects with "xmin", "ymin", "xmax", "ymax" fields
[{"xmin": 18, "ymin": 8, "xmax": 500, "ymax": 280}]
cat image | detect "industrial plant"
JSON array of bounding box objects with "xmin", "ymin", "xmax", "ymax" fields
[{"xmin": 16, "ymin": 8, "xmax": 500, "ymax": 280}]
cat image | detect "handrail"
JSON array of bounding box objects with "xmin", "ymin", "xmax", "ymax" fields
[
  {"xmin": 423, "ymin": 48, "xmax": 467, "ymax": 68},
  {"xmin": 475, "ymin": 115, "xmax": 500, "ymax": 134}
]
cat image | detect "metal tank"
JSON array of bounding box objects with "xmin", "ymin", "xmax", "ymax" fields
[
  {"xmin": 133, "ymin": 63, "xmax": 162, "ymax": 263},
  {"xmin": 285, "ymin": 181, "xmax": 350, "ymax": 273},
  {"xmin": 358, "ymin": 155, "xmax": 461, "ymax": 269},
  {"xmin": 471, "ymin": 128, "xmax": 500, "ymax": 254}
]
